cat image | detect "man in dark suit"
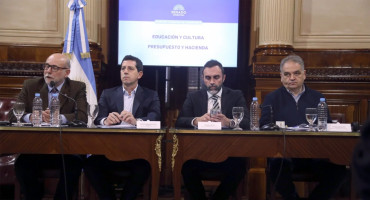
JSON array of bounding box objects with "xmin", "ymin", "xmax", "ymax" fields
[
  {"xmin": 84, "ymin": 55, "xmax": 160, "ymax": 200},
  {"xmin": 175, "ymin": 60, "xmax": 249, "ymax": 200},
  {"xmin": 260, "ymin": 55, "xmax": 347, "ymax": 200},
  {"xmin": 8, "ymin": 53, "xmax": 87, "ymax": 200}
]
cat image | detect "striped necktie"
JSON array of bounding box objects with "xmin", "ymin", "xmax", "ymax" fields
[{"xmin": 211, "ymin": 95, "xmax": 219, "ymax": 110}]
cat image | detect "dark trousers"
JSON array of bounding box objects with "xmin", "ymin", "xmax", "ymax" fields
[
  {"xmin": 84, "ymin": 155, "xmax": 150, "ymax": 200},
  {"xmin": 14, "ymin": 154, "xmax": 83, "ymax": 200},
  {"xmin": 269, "ymin": 158, "xmax": 347, "ymax": 200},
  {"xmin": 181, "ymin": 157, "xmax": 246, "ymax": 200}
]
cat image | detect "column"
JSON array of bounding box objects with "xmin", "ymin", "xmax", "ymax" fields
[{"xmin": 258, "ymin": 0, "xmax": 294, "ymax": 46}]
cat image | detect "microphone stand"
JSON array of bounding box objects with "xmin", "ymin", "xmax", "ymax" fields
[
  {"xmin": 59, "ymin": 92, "xmax": 87, "ymax": 127},
  {"xmin": 260, "ymin": 105, "xmax": 280, "ymax": 131},
  {"xmin": 51, "ymin": 80, "xmax": 86, "ymax": 127}
]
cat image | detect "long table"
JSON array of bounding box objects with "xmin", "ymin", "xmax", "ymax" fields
[
  {"xmin": 0, "ymin": 126, "xmax": 165, "ymax": 200},
  {"xmin": 169, "ymin": 129, "xmax": 360, "ymax": 200}
]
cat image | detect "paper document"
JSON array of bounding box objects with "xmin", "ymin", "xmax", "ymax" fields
[{"xmin": 97, "ymin": 124, "xmax": 136, "ymax": 129}]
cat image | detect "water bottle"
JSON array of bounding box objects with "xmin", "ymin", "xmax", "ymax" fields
[
  {"xmin": 32, "ymin": 93, "xmax": 43, "ymax": 127},
  {"xmin": 50, "ymin": 93, "xmax": 60, "ymax": 127},
  {"xmin": 250, "ymin": 97, "xmax": 260, "ymax": 131},
  {"xmin": 317, "ymin": 98, "xmax": 328, "ymax": 131}
]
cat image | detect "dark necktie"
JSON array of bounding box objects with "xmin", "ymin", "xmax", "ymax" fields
[
  {"xmin": 211, "ymin": 95, "xmax": 220, "ymax": 110},
  {"xmin": 51, "ymin": 87, "xmax": 58, "ymax": 94}
]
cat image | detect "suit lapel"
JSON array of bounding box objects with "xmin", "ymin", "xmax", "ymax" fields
[
  {"xmin": 200, "ymin": 90, "xmax": 208, "ymax": 114},
  {"xmin": 221, "ymin": 87, "xmax": 229, "ymax": 114},
  {"xmin": 116, "ymin": 86, "xmax": 124, "ymax": 112},
  {"xmin": 132, "ymin": 86, "xmax": 142, "ymax": 116},
  {"xmin": 59, "ymin": 79, "xmax": 70, "ymax": 110},
  {"xmin": 40, "ymin": 83, "xmax": 49, "ymax": 110}
]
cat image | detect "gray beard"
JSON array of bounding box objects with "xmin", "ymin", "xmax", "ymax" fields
[{"xmin": 207, "ymin": 86, "xmax": 222, "ymax": 95}]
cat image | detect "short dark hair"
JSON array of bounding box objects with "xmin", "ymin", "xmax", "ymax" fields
[
  {"xmin": 202, "ymin": 59, "xmax": 224, "ymax": 75},
  {"xmin": 121, "ymin": 55, "xmax": 143, "ymax": 72}
]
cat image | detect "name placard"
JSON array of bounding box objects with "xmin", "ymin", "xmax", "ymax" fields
[
  {"xmin": 137, "ymin": 121, "xmax": 161, "ymax": 129},
  {"xmin": 327, "ymin": 123, "xmax": 352, "ymax": 132},
  {"xmin": 276, "ymin": 121, "xmax": 286, "ymax": 128},
  {"xmin": 198, "ymin": 121, "xmax": 222, "ymax": 130}
]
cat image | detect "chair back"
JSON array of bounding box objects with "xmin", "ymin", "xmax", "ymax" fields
[{"xmin": 0, "ymin": 98, "xmax": 16, "ymax": 121}]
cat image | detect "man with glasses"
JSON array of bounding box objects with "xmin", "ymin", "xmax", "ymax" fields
[
  {"xmin": 260, "ymin": 55, "xmax": 347, "ymax": 200},
  {"xmin": 8, "ymin": 53, "xmax": 87, "ymax": 199}
]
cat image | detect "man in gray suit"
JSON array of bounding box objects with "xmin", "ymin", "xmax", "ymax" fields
[
  {"xmin": 84, "ymin": 55, "xmax": 160, "ymax": 200},
  {"xmin": 176, "ymin": 60, "xmax": 249, "ymax": 200}
]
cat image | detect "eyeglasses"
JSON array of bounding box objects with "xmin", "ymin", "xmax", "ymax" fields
[
  {"xmin": 43, "ymin": 63, "xmax": 69, "ymax": 72},
  {"xmin": 281, "ymin": 71, "xmax": 303, "ymax": 78}
]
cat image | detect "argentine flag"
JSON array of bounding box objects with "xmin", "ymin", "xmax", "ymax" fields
[{"xmin": 63, "ymin": 0, "xmax": 97, "ymax": 107}]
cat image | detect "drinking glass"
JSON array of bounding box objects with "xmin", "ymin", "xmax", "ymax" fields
[
  {"xmin": 210, "ymin": 108, "xmax": 221, "ymax": 118},
  {"xmin": 305, "ymin": 108, "xmax": 317, "ymax": 131},
  {"xmin": 232, "ymin": 107, "xmax": 244, "ymax": 130},
  {"xmin": 13, "ymin": 101, "xmax": 25, "ymax": 127},
  {"xmin": 87, "ymin": 104, "xmax": 99, "ymax": 128}
]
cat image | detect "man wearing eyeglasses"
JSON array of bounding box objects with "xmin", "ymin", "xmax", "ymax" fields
[
  {"xmin": 8, "ymin": 53, "xmax": 87, "ymax": 200},
  {"xmin": 260, "ymin": 55, "xmax": 347, "ymax": 200}
]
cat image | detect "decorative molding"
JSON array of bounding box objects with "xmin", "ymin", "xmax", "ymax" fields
[
  {"xmin": 253, "ymin": 64, "xmax": 279, "ymax": 75},
  {"xmin": 307, "ymin": 68, "xmax": 370, "ymax": 81},
  {"xmin": 0, "ymin": 62, "xmax": 43, "ymax": 76},
  {"xmin": 259, "ymin": 0, "xmax": 294, "ymax": 46},
  {"xmin": 172, "ymin": 134, "xmax": 178, "ymax": 171},
  {"xmin": 255, "ymin": 45, "xmax": 294, "ymax": 56},
  {"xmin": 253, "ymin": 47, "xmax": 370, "ymax": 81},
  {"xmin": 253, "ymin": 63, "xmax": 370, "ymax": 81},
  {"xmin": 0, "ymin": 42, "xmax": 102, "ymax": 76},
  {"xmin": 0, "ymin": 61, "xmax": 101, "ymax": 76},
  {"xmin": 155, "ymin": 134, "xmax": 163, "ymax": 172}
]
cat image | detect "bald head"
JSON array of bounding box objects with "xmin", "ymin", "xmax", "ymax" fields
[
  {"xmin": 46, "ymin": 53, "xmax": 70, "ymax": 69},
  {"xmin": 43, "ymin": 53, "xmax": 71, "ymax": 86}
]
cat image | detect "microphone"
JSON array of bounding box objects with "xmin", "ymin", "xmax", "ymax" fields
[
  {"xmin": 50, "ymin": 81, "xmax": 87, "ymax": 127},
  {"xmin": 50, "ymin": 80, "xmax": 56, "ymax": 90},
  {"xmin": 260, "ymin": 105, "xmax": 280, "ymax": 131}
]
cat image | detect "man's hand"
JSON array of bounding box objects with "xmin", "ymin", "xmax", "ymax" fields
[
  {"xmin": 119, "ymin": 110, "xmax": 136, "ymax": 125},
  {"xmin": 104, "ymin": 112, "xmax": 121, "ymax": 125},
  {"xmin": 42, "ymin": 109, "xmax": 51, "ymax": 123},
  {"xmin": 211, "ymin": 113, "xmax": 232, "ymax": 127},
  {"xmin": 194, "ymin": 113, "xmax": 211, "ymax": 126}
]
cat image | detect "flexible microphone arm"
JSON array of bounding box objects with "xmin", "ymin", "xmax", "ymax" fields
[
  {"xmin": 269, "ymin": 105, "xmax": 274, "ymax": 124},
  {"xmin": 50, "ymin": 81, "xmax": 86, "ymax": 127},
  {"xmin": 58, "ymin": 92, "xmax": 78, "ymax": 121},
  {"xmin": 260, "ymin": 104, "xmax": 280, "ymax": 131},
  {"xmin": 50, "ymin": 81, "xmax": 56, "ymax": 89}
]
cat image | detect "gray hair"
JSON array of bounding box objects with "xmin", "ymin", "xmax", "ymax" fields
[{"xmin": 280, "ymin": 55, "xmax": 305, "ymax": 72}]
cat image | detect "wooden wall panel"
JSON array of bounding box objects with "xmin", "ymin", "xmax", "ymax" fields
[
  {"xmin": 0, "ymin": 77, "xmax": 31, "ymax": 98},
  {"xmin": 0, "ymin": 43, "xmax": 102, "ymax": 99}
]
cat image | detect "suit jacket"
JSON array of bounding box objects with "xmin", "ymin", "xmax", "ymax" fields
[
  {"xmin": 8, "ymin": 77, "xmax": 88, "ymax": 123},
  {"xmin": 94, "ymin": 85, "xmax": 161, "ymax": 124},
  {"xmin": 175, "ymin": 87, "xmax": 250, "ymax": 129}
]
